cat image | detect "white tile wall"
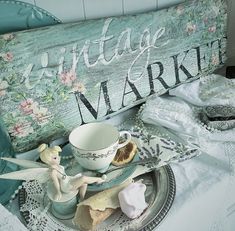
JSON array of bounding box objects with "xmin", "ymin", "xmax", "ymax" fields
[
  {"xmin": 124, "ymin": 0, "xmax": 157, "ymax": 14},
  {"xmin": 158, "ymin": 0, "xmax": 185, "ymax": 9},
  {"xmin": 33, "ymin": 0, "xmax": 185, "ymax": 22},
  {"xmin": 35, "ymin": 0, "xmax": 85, "ymax": 22},
  {"xmin": 83, "ymin": 0, "xmax": 123, "ymax": 19}
]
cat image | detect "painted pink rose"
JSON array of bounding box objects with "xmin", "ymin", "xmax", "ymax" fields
[
  {"xmin": 2, "ymin": 52, "xmax": 13, "ymax": 62},
  {"xmin": 32, "ymin": 107, "xmax": 50, "ymax": 125},
  {"xmin": 2, "ymin": 33, "xmax": 14, "ymax": 41},
  {"xmin": 10, "ymin": 122, "xmax": 34, "ymax": 138},
  {"xmin": 208, "ymin": 26, "xmax": 216, "ymax": 33},
  {"xmin": 60, "ymin": 70, "xmax": 76, "ymax": 86},
  {"xmin": 0, "ymin": 90, "xmax": 6, "ymax": 96},
  {"xmin": 211, "ymin": 54, "xmax": 219, "ymax": 65},
  {"xmin": 72, "ymin": 82, "xmax": 86, "ymax": 94},
  {"xmin": 20, "ymin": 99, "xmax": 38, "ymax": 115},
  {"xmin": 186, "ymin": 22, "xmax": 196, "ymax": 34},
  {"xmin": 176, "ymin": 5, "xmax": 184, "ymax": 14},
  {"xmin": 0, "ymin": 80, "xmax": 8, "ymax": 96}
]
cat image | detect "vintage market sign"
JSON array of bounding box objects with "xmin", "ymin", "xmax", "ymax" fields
[{"xmin": 0, "ymin": 0, "xmax": 227, "ymax": 152}]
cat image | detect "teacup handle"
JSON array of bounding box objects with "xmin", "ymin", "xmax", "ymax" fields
[{"xmin": 118, "ymin": 131, "xmax": 132, "ymax": 149}]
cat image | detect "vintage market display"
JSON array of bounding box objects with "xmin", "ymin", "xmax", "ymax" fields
[
  {"xmin": 0, "ymin": 0, "xmax": 228, "ymax": 230},
  {"xmin": 0, "ymin": 0, "xmax": 227, "ymax": 153}
]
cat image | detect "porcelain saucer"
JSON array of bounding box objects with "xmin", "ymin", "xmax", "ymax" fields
[
  {"xmin": 61, "ymin": 143, "xmax": 138, "ymax": 191},
  {"xmin": 87, "ymin": 153, "xmax": 139, "ymax": 191}
]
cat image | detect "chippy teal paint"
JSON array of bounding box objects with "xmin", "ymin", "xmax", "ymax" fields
[
  {"xmin": 0, "ymin": 0, "xmax": 60, "ymax": 34},
  {"xmin": 0, "ymin": 0, "xmax": 227, "ymax": 152}
]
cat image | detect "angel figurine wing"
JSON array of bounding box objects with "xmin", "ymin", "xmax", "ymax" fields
[
  {"xmin": 0, "ymin": 157, "xmax": 50, "ymax": 183},
  {"xmin": 1, "ymin": 157, "xmax": 47, "ymax": 168}
]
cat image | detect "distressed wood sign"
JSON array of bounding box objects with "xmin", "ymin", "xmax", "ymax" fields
[{"xmin": 0, "ymin": 0, "xmax": 227, "ymax": 152}]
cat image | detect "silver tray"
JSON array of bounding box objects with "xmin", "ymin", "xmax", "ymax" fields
[{"xmin": 19, "ymin": 165, "xmax": 176, "ymax": 231}]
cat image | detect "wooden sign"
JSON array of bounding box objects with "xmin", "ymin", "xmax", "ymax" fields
[{"xmin": 0, "ymin": 0, "xmax": 227, "ymax": 152}]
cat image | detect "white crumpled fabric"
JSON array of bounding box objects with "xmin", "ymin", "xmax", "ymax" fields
[
  {"xmin": 0, "ymin": 203, "xmax": 27, "ymax": 231},
  {"xmin": 155, "ymin": 142, "xmax": 235, "ymax": 231},
  {"xmin": 140, "ymin": 74, "xmax": 235, "ymax": 231},
  {"xmin": 141, "ymin": 74, "xmax": 235, "ymax": 149}
]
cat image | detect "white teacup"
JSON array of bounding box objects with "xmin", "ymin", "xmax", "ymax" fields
[{"xmin": 69, "ymin": 123, "xmax": 131, "ymax": 172}]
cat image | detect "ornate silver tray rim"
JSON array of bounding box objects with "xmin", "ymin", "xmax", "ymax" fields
[{"xmin": 19, "ymin": 165, "xmax": 176, "ymax": 231}]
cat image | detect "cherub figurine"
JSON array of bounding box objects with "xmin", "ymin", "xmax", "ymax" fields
[{"xmin": 0, "ymin": 143, "xmax": 106, "ymax": 201}]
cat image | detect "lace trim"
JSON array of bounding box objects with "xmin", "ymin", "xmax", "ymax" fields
[{"xmin": 20, "ymin": 181, "xmax": 74, "ymax": 231}]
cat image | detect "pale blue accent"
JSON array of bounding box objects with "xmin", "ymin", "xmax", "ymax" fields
[
  {"xmin": 0, "ymin": 0, "xmax": 60, "ymax": 34},
  {"xmin": 97, "ymin": 165, "xmax": 110, "ymax": 173},
  {"xmin": 51, "ymin": 196, "xmax": 78, "ymax": 220},
  {"xmin": 0, "ymin": 118, "xmax": 20, "ymax": 205},
  {"xmin": 88, "ymin": 154, "xmax": 139, "ymax": 191}
]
